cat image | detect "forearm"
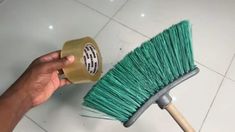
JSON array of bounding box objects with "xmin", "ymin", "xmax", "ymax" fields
[{"xmin": 0, "ymin": 87, "xmax": 32, "ymax": 132}]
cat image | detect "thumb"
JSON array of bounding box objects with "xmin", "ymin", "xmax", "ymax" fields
[{"xmin": 44, "ymin": 55, "xmax": 75, "ymax": 72}]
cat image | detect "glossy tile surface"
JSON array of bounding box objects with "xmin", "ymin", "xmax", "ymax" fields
[
  {"xmin": 0, "ymin": 0, "xmax": 108, "ymax": 94},
  {"xmin": 95, "ymin": 21, "xmax": 147, "ymax": 74},
  {"xmin": 168, "ymin": 64, "xmax": 223, "ymax": 131},
  {"xmin": 76, "ymin": 0, "xmax": 127, "ymax": 17},
  {"xmin": 26, "ymin": 84, "xmax": 96, "ymax": 132},
  {"xmin": 201, "ymin": 79, "xmax": 235, "ymax": 132},
  {"xmin": 114, "ymin": 0, "xmax": 235, "ymax": 75},
  {"xmin": 0, "ymin": 0, "xmax": 234, "ymax": 132},
  {"xmin": 14, "ymin": 116, "xmax": 45, "ymax": 132},
  {"xmin": 27, "ymin": 20, "xmax": 223, "ymax": 132},
  {"xmin": 226, "ymin": 55, "xmax": 235, "ymax": 81},
  {"xmin": 26, "ymin": 64, "xmax": 223, "ymax": 132},
  {"xmin": 94, "ymin": 21, "xmax": 224, "ymax": 131}
]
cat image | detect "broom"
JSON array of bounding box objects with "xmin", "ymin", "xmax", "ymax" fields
[{"xmin": 82, "ymin": 20, "xmax": 199, "ymax": 132}]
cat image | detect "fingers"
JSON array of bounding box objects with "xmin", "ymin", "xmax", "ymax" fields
[
  {"xmin": 59, "ymin": 79, "xmax": 72, "ymax": 87},
  {"xmin": 44, "ymin": 55, "xmax": 75, "ymax": 73},
  {"xmin": 39, "ymin": 50, "xmax": 61, "ymax": 62}
]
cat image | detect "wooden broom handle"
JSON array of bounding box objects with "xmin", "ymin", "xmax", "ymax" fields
[{"xmin": 165, "ymin": 103, "xmax": 195, "ymax": 132}]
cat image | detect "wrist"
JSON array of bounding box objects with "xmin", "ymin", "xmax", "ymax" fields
[
  {"xmin": 0, "ymin": 86, "xmax": 33, "ymax": 132},
  {"xmin": 15, "ymin": 88, "xmax": 33, "ymax": 110},
  {"xmin": 1, "ymin": 86, "xmax": 33, "ymax": 111}
]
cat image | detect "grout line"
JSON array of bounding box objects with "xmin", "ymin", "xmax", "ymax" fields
[
  {"xmin": 26, "ymin": 2, "xmax": 235, "ymax": 131},
  {"xmin": 1, "ymin": 0, "xmax": 233, "ymax": 131},
  {"xmin": 73, "ymin": 0, "xmax": 150, "ymax": 39},
  {"xmin": 76, "ymin": 0, "xmax": 232, "ymax": 83},
  {"xmin": 225, "ymin": 76, "xmax": 235, "ymax": 82},
  {"xmin": 76, "ymin": 1, "xmax": 110, "ymax": 38},
  {"xmin": 198, "ymin": 77, "xmax": 225, "ymax": 132},
  {"xmin": 75, "ymin": 0, "xmax": 130, "ymax": 39},
  {"xmin": 94, "ymin": 20, "xmax": 112, "ymax": 39},
  {"xmin": 196, "ymin": 58, "xmax": 235, "ymax": 83},
  {"xmin": 67, "ymin": 2, "xmax": 235, "ymax": 131},
  {"xmin": 73, "ymin": 0, "xmax": 111, "ymax": 39},
  {"xmin": 25, "ymin": 115, "xmax": 48, "ymax": 132},
  {"xmin": 78, "ymin": 0, "xmax": 149, "ymax": 39},
  {"xmin": 224, "ymin": 54, "xmax": 235, "ymax": 82},
  {"xmin": 94, "ymin": 0, "xmax": 129, "ymax": 39},
  {"xmin": 111, "ymin": 0, "xmax": 129, "ymax": 18},
  {"xmin": 74, "ymin": 0, "xmax": 110, "ymax": 18},
  {"xmin": 199, "ymin": 54, "xmax": 235, "ymax": 131},
  {"xmin": 111, "ymin": 18, "xmax": 150, "ymax": 38},
  {"xmin": 195, "ymin": 60, "xmax": 224, "ymax": 76},
  {"xmin": 225, "ymin": 54, "xmax": 235, "ymax": 76}
]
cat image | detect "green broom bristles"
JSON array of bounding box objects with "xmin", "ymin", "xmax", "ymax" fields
[{"xmin": 82, "ymin": 20, "xmax": 196, "ymax": 123}]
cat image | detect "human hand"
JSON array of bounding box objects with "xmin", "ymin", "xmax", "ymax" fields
[
  {"xmin": 9, "ymin": 50, "xmax": 75, "ymax": 107},
  {"xmin": 0, "ymin": 50, "xmax": 75, "ymax": 132}
]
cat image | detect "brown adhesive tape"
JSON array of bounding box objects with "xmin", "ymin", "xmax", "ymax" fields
[{"xmin": 61, "ymin": 37, "xmax": 102, "ymax": 84}]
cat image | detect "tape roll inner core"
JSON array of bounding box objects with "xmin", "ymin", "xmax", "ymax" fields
[{"xmin": 83, "ymin": 43, "xmax": 99, "ymax": 76}]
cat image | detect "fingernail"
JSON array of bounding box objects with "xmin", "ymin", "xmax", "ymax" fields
[{"xmin": 66, "ymin": 55, "xmax": 75, "ymax": 63}]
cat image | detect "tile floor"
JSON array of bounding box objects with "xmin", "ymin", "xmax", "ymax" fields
[{"xmin": 0, "ymin": 0, "xmax": 234, "ymax": 132}]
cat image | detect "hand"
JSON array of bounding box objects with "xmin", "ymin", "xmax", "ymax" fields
[
  {"xmin": 0, "ymin": 50, "xmax": 75, "ymax": 132},
  {"xmin": 9, "ymin": 50, "xmax": 75, "ymax": 107}
]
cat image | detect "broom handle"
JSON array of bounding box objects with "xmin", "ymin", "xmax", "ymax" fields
[{"xmin": 165, "ymin": 103, "xmax": 195, "ymax": 132}]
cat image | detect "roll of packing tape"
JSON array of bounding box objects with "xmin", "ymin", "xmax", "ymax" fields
[{"xmin": 61, "ymin": 37, "xmax": 102, "ymax": 84}]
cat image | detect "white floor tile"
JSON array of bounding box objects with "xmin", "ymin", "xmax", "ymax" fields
[
  {"xmin": 167, "ymin": 64, "xmax": 223, "ymax": 131},
  {"xmin": 192, "ymin": 0, "xmax": 235, "ymax": 75},
  {"xmin": 201, "ymin": 79, "xmax": 235, "ymax": 132},
  {"xmin": 26, "ymin": 31, "xmax": 223, "ymax": 132},
  {"xmin": 0, "ymin": 0, "xmax": 109, "ymax": 93},
  {"xmin": 14, "ymin": 116, "xmax": 45, "ymax": 132},
  {"xmin": 88, "ymin": 64, "xmax": 223, "ymax": 132},
  {"xmin": 95, "ymin": 20, "xmax": 147, "ymax": 74},
  {"xmin": 0, "ymin": 0, "xmax": 233, "ymax": 132},
  {"xmin": 76, "ymin": 0, "xmax": 127, "ymax": 17},
  {"xmin": 26, "ymin": 83, "xmax": 99, "ymax": 132},
  {"xmin": 27, "ymin": 64, "xmax": 223, "ymax": 132},
  {"xmin": 25, "ymin": 20, "xmax": 147, "ymax": 131},
  {"xmin": 114, "ymin": 0, "xmax": 202, "ymax": 37},
  {"xmin": 227, "ymin": 55, "xmax": 235, "ymax": 81},
  {"xmin": 98, "ymin": 63, "xmax": 223, "ymax": 132},
  {"xmin": 26, "ymin": 83, "xmax": 120, "ymax": 132},
  {"xmin": 114, "ymin": 0, "xmax": 235, "ymax": 75}
]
